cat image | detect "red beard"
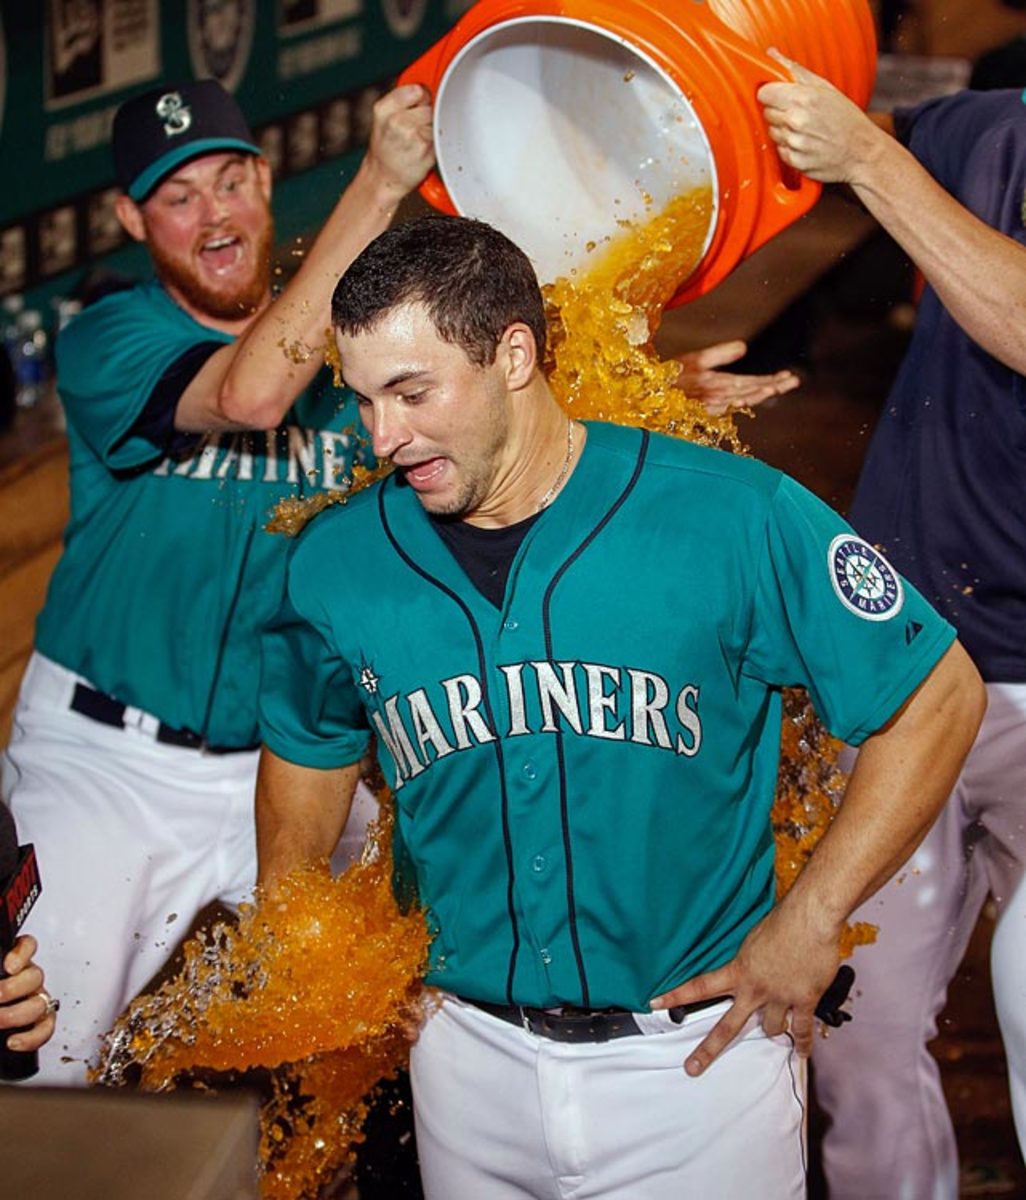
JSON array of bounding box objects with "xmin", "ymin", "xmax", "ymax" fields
[{"xmin": 150, "ymin": 214, "xmax": 275, "ymax": 323}]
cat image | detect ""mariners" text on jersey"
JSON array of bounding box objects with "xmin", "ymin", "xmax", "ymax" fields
[{"xmin": 366, "ymin": 661, "xmax": 703, "ymax": 790}]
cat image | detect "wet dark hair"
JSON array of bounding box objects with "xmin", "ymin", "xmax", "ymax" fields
[{"xmin": 331, "ymin": 214, "xmax": 547, "ymax": 366}]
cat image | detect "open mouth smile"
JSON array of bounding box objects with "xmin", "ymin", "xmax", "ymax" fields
[
  {"xmin": 401, "ymin": 458, "xmax": 448, "ymax": 490},
  {"xmin": 200, "ymin": 234, "xmax": 244, "ymax": 275}
]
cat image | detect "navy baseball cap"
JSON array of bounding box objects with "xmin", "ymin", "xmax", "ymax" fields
[{"xmin": 113, "ymin": 79, "xmax": 261, "ymax": 202}]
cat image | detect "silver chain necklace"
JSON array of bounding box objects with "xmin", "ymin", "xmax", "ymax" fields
[{"xmin": 537, "ymin": 419, "xmax": 575, "ymax": 511}]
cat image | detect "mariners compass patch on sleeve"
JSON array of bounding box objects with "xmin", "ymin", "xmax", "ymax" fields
[
  {"xmin": 828, "ymin": 535, "xmax": 904, "ymax": 621},
  {"xmin": 358, "ymin": 660, "xmax": 381, "ymax": 696}
]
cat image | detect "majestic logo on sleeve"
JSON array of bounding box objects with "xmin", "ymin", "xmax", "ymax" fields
[
  {"xmin": 828, "ymin": 535, "xmax": 903, "ymax": 621},
  {"xmin": 364, "ymin": 660, "xmax": 703, "ymax": 791}
]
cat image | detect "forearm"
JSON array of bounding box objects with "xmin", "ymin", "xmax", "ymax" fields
[
  {"xmin": 215, "ymin": 159, "xmax": 413, "ymax": 428},
  {"xmin": 848, "ymin": 133, "xmax": 1026, "ymax": 375},
  {"xmin": 653, "ymin": 642, "xmax": 984, "ymax": 1070},
  {"xmin": 176, "ymin": 162, "xmax": 411, "ymax": 434},
  {"xmin": 777, "ymin": 641, "xmax": 985, "ymax": 938},
  {"xmin": 177, "ymin": 84, "xmax": 433, "ymax": 432},
  {"xmin": 760, "ymin": 60, "xmax": 1026, "ymax": 375},
  {"xmin": 255, "ymin": 747, "xmax": 361, "ymax": 890}
]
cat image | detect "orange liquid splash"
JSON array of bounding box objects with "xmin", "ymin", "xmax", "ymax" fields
[
  {"xmin": 94, "ymin": 797, "xmax": 432, "ymax": 1200},
  {"xmin": 543, "ymin": 185, "xmax": 742, "ymax": 452}
]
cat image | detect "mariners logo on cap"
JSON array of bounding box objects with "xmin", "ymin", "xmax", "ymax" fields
[
  {"xmin": 155, "ymin": 92, "xmax": 192, "ymax": 138},
  {"xmin": 828, "ymin": 535, "xmax": 903, "ymax": 621}
]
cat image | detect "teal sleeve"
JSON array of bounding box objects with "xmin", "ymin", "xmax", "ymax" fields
[
  {"xmin": 259, "ymin": 548, "xmax": 371, "ymax": 769},
  {"xmin": 742, "ymin": 476, "xmax": 957, "ymax": 745},
  {"xmin": 56, "ymin": 289, "xmax": 229, "ymax": 472}
]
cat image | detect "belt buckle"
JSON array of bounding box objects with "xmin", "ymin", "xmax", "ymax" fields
[
  {"xmin": 561, "ymin": 1004, "xmax": 614, "ymax": 1043},
  {"xmin": 544, "ymin": 1007, "xmax": 618, "ymax": 1043},
  {"xmin": 588, "ymin": 1013, "xmax": 612, "ymax": 1043}
]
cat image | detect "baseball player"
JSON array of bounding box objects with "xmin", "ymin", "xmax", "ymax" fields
[
  {"xmin": 0, "ymin": 77, "xmax": 433, "ymax": 1084},
  {"xmin": 759, "ymin": 60, "xmax": 1026, "ymax": 1197},
  {"xmin": 255, "ymin": 215, "xmax": 985, "ymax": 1199}
]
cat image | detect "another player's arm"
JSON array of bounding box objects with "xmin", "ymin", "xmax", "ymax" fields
[
  {"xmin": 255, "ymin": 747, "xmax": 361, "ymax": 891},
  {"xmin": 652, "ymin": 640, "xmax": 985, "ymax": 1074},
  {"xmin": 674, "ymin": 340, "xmax": 800, "ymax": 416},
  {"xmin": 757, "ymin": 56, "xmax": 1026, "ymax": 375},
  {"xmin": 174, "ymin": 85, "xmax": 434, "ymax": 433}
]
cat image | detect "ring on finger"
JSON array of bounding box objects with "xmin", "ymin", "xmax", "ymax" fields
[{"xmin": 37, "ymin": 989, "xmax": 60, "ymax": 1017}]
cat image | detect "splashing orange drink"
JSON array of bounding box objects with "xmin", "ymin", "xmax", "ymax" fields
[{"xmin": 95, "ymin": 799, "xmax": 432, "ymax": 1200}]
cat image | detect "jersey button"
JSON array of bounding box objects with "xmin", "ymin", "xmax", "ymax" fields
[
  {"xmin": 522, "ymin": 762, "xmax": 537, "ymax": 781},
  {"xmin": 531, "ymin": 854, "xmax": 546, "ymax": 873},
  {"xmin": 503, "ymin": 617, "xmax": 519, "ymax": 632}
]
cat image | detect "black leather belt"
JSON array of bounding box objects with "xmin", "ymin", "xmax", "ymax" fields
[
  {"xmin": 70, "ymin": 682, "xmax": 259, "ymax": 755},
  {"xmin": 459, "ymin": 994, "xmax": 727, "ymax": 1043}
]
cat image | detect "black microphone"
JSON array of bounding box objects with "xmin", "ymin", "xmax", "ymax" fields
[
  {"xmin": 666, "ymin": 963, "xmax": 856, "ymax": 1029},
  {"xmin": 0, "ymin": 802, "xmax": 42, "ymax": 1080},
  {"xmin": 814, "ymin": 965, "xmax": 856, "ymax": 1028}
]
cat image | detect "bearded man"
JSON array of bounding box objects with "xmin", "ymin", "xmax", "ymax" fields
[{"xmin": 0, "ymin": 77, "xmax": 433, "ymax": 1084}]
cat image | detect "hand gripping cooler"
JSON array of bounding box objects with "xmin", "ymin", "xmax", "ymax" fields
[{"xmin": 399, "ymin": 0, "xmax": 876, "ymax": 306}]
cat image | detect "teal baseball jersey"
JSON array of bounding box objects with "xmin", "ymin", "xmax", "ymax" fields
[
  {"xmin": 36, "ymin": 281, "xmax": 368, "ymax": 747},
  {"xmin": 260, "ymin": 422, "xmax": 956, "ymax": 1011}
]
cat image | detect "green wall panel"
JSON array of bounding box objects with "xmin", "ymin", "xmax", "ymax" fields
[{"xmin": 0, "ymin": 0, "xmax": 469, "ymax": 307}]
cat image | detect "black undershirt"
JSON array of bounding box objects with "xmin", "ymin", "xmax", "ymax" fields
[{"xmin": 431, "ymin": 511, "xmax": 542, "ymax": 608}]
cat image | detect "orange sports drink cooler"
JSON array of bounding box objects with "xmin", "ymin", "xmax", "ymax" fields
[{"xmin": 399, "ymin": 0, "xmax": 876, "ymax": 306}]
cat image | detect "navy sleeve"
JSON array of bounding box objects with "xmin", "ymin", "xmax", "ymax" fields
[
  {"xmin": 894, "ymin": 89, "xmax": 1026, "ymax": 194},
  {"xmin": 113, "ymin": 340, "xmax": 224, "ymax": 463}
]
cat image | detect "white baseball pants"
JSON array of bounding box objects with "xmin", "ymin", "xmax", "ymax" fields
[
  {"xmin": 1, "ymin": 653, "xmax": 375, "ymax": 1086},
  {"xmin": 814, "ymin": 681, "xmax": 1026, "ymax": 1199},
  {"xmin": 410, "ymin": 993, "xmax": 807, "ymax": 1199}
]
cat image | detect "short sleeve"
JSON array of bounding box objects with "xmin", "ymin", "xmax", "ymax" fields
[
  {"xmin": 125, "ymin": 341, "xmax": 223, "ymax": 459},
  {"xmin": 894, "ymin": 90, "xmax": 1026, "ymax": 193},
  {"xmin": 742, "ymin": 476, "xmax": 956, "ymax": 745},
  {"xmin": 56, "ymin": 287, "xmax": 230, "ymax": 472},
  {"xmin": 259, "ymin": 546, "xmax": 371, "ymax": 769}
]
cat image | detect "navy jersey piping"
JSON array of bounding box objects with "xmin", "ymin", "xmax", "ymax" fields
[
  {"xmin": 541, "ymin": 428, "xmax": 650, "ymax": 1006},
  {"xmin": 377, "ymin": 485, "xmax": 523, "ymax": 1002}
]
